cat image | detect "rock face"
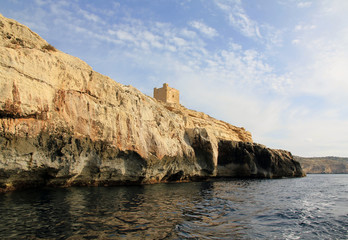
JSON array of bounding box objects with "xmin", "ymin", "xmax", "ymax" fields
[
  {"xmin": 0, "ymin": 14, "xmax": 304, "ymax": 192},
  {"xmin": 218, "ymin": 141, "xmax": 303, "ymax": 178}
]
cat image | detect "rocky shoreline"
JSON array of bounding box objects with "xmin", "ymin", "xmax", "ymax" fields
[{"xmin": 0, "ymin": 14, "xmax": 304, "ymax": 193}]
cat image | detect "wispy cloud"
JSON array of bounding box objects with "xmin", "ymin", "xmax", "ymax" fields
[
  {"xmin": 189, "ymin": 20, "xmax": 218, "ymax": 38},
  {"xmin": 292, "ymin": 39, "xmax": 300, "ymax": 45},
  {"xmin": 213, "ymin": 0, "xmax": 283, "ymax": 48},
  {"xmin": 214, "ymin": 0, "xmax": 261, "ymax": 39},
  {"xmin": 78, "ymin": 9, "xmax": 102, "ymax": 23},
  {"xmin": 297, "ymin": 1, "xmax": 312, "ymax": 8},
  {"xmin": 294, "ymin": 24, "xmax": 316, "ymax": 31}
]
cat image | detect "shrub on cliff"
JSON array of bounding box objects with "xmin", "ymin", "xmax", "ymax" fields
[{"xmin": 42, "ymin": 44, "xmax": 56, "ymax": 52}]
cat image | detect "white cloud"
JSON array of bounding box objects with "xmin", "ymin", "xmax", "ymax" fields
[
  {"xmin": 292, "ymin": 39, "xmax": 300, "ymax": 45},
  {"xmin": 180, "ymin": 28, "xmax": 197, "ymax": 39},
  {"xmin": 143, "ymin": 31, "xmax": 163, "ymax": 49},
  {"xmin": 213, "ymin": 0, "xmax": 283, "ymax": 48},
  {"xmin": 294, "ymin": 24, "xmax": 316, "ymax": 31},
  {"xmin": 189, "ymin": 20, "xmax": 218, "ymax": 38},
  {"xmin": 78, "ymin": 9, "xmax": 101, "ymax": 23},
  {"xmin": 297, "ymin": 1, "xmax": 312, "ymax": 8},
  {"xmin": 34, "ymin": 0, "xmax": 45, "ymax": 6},
  {"xmin": 114, "ymin": 30, "xmax": 136, "ymax": 42},
  {"xmin": 172, "ymin": 37, "xmax": 187, "ymax": 47},
  {"xmin": 113, "ymin": 2, "xmax": 120, "ymax": 9},
  {"xmin": 215, "ymin": 0, "xmax": 261, "ymax": 39}
]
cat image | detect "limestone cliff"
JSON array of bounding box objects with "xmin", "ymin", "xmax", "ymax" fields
[{"xmin": 0, "ymin": 14, "xmax": 304, "ymax": 192}]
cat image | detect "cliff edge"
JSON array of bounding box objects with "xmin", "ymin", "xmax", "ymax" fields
[{"xmin": 0, "ymin": 14, "xmax": 304, "ymax": 192}]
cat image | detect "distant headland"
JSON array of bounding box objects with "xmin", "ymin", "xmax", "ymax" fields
[{"xmin": 294, "ymin": 156, "xmax": 348, "ymax": 174}]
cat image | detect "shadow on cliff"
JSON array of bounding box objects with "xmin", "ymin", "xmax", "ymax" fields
[{"xmin": 217, "ymin": 140, "xmax": 304, "ymax": 178}]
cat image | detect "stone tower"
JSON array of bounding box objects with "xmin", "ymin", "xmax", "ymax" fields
[{"xmin": 153, "ymin": 83, "xmax": 180, "ymax": 104}]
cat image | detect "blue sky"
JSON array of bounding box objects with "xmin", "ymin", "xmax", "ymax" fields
[{"xmin": 2, "ymin": 0, "xmax": 348, "ymax": 157}]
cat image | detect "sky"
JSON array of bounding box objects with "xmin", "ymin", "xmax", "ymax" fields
[{"xmin": 1, "ymin": 0, "xmax": 348, "ymax": 157}]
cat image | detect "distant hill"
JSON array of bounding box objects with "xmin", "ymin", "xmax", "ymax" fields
[{"xmin": 294, "ymin": 156, "xmax": 348, "ymax": 174}]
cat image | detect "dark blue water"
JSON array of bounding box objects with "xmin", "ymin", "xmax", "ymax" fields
[{"xmin": 0, "ymin": 174, "xmax": 347, "ymax": 239}]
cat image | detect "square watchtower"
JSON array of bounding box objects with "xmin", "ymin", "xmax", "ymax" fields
[{"xmin": 153, "ymin": 83, "xmax": 180, "ymax": 104}]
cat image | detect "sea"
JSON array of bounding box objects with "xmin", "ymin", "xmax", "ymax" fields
[{"xmin": 0, "ymin": 174, "xmax": 347, "ymax": 239}]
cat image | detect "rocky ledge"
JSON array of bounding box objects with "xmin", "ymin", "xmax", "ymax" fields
[{"xmin": 0, "ymin": 14, "xmax": 304, "ymax": 192}]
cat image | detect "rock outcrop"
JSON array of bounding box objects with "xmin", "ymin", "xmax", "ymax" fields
[
  {"xmin": 0, "ymin": 14, "xmax": 304, "ymax": 192},
  {"xmin": 218, "ymin": 141, "xmax": 303, "ymax": 178}
]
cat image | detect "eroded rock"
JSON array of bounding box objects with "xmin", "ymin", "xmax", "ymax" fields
[{"xmin": 217, "ymin": 140, "xmax": 305, "ymax": 178}]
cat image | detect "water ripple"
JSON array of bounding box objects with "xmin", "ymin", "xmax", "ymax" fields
[{"xmin": 0, "ymin": 175, "xmax": 347, "ymax": 239}]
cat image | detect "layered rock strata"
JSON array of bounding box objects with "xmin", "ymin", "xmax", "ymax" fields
[{"xmin": 0, "ymin": 14, "xmax": 304, "ymax": 192}]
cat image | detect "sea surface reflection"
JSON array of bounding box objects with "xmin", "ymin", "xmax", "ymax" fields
[{"xmin": 0, "ymin": 175, "xmax": 347, "ymax": 239}]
